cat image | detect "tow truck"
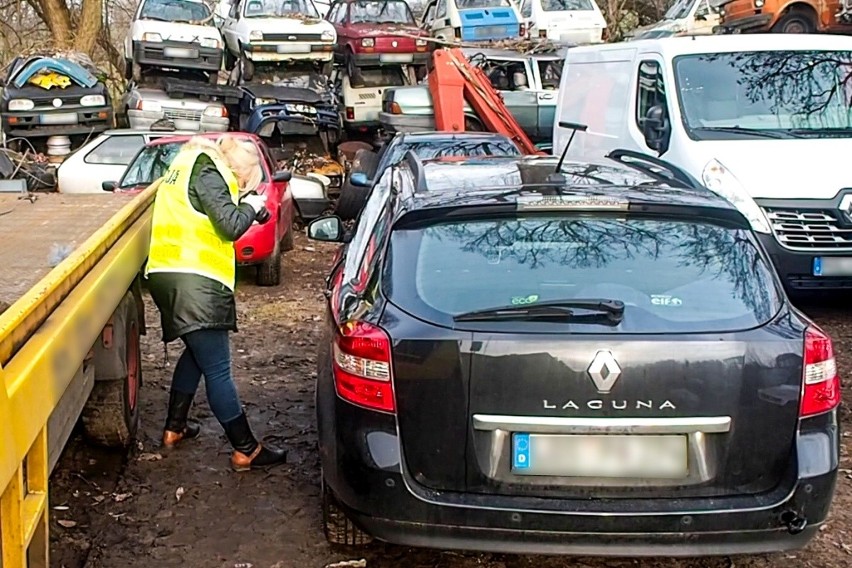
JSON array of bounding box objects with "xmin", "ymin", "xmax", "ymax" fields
[{"xmin": 0, "ymin": 185, "xmax": 153, "ymax": 566}]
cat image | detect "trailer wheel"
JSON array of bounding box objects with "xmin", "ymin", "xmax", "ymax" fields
[
  {"xmin": 82, "ymin": 293, "xmax": 141, "ymax": 448},
  {"xmin": 257, "ymin": 241, "xmax": 283, "ymax": 286},
  {"xmin": 321, "ymin": 476, "xmax": 373, "ymax": 546}
]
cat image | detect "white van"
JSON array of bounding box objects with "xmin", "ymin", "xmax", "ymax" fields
[
  {"xmin": 517, "ymin": 0, "xmax": 606, "ymax": 44},
  {"xmin": 553, "ymin": 34, "xmax": 852, "ymax": 296}
]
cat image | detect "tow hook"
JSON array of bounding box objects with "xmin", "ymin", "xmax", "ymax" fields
[{"xmin": 781, "ymin": 511, "xmax": 808, "ymax": 534}]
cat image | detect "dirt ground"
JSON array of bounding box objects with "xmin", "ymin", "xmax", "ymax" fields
[{"xmin": 48, "ymin": 232, "xmax": 852, "ymax": 568}]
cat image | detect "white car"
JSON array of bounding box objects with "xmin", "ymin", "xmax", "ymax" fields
[
  {"xmin": 218, "ymin": 0, "xmax": 336, "ymax": 80},
  {"xmin": 56, "ymin": 128, "xmax": 192, "ymax": 194},
  {"xmin": 517, "ymin": 0, "xmax": 606, "ymax": 44},
  {"xmin": 121, "ymin": 79, "xmax": 234, "ymax": 132},
  {"xmin": 333, "ymin": 65, "xmax": 415, "ymax": 132},
  {"xmin": 125, "ymin": 0, "xmax": 225, "ymax": 84}
]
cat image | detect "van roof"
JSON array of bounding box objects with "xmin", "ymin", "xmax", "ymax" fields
[{"xmin": 568, "ymin": 33, "xmax": 852, "ymax": 60}]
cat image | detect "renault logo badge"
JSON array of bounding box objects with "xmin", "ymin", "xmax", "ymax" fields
[{"xmin": 587, "ymin": 350, "xmax": 621, "ymax": 393}]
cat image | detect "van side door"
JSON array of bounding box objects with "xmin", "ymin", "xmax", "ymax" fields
[{"xmin": 632, "ymin": 57, "xmax": 673, "ymax": 155}]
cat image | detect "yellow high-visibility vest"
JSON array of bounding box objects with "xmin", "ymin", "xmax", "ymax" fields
[{"xmin": 146, "ymin": 146, "xmax": 241, "ymax": 291}]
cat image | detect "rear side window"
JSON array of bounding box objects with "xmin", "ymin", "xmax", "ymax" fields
[
  {"xmin": 386, "ymin": 215, "xmax": 782, "ymax": 333},
  {"xmin": 85, "ymin": 135, "xmax": 145, "ymax": 165}
]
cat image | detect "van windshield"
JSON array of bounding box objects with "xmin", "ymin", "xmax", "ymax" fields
[{"xmin": 673, "ymin": 50, "xmax": 852, "ymax": 139}]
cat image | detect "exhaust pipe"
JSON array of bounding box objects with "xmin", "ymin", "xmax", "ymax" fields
[{"xmin": 780, "ymin": 510, "xmax": 807, "ymax": 535}]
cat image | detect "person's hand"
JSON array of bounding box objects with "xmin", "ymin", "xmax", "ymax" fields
[{"xmin": 241, "ymin": 193, "xmax": 268, "ymax": 213}]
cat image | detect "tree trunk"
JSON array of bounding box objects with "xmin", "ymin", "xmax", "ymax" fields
[
  {"xmin": 74, "ymin": 0, "xmax": 103, "ymax": 54},
  {"xmin": 33, "ymin": 0, "xmax": 74, "ymax": 49}
]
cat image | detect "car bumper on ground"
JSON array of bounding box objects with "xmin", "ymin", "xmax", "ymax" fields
[
  {"xmin": 133, "ymin": 40, "xmax": 222, "ymax": 72},
  {"xmin": 127, "ymin": 109, "xmax": 229, "ymax": 132},
  {"xmin": 319, "ymin": 376, "xmax": 839, "ymax": 556},
  {"xmin": 245, "ymin": 43, "xmax": 334, "ymax": 62},
  {"xmin": 715, "ymin": 14, "xmax": 773, "ymax": 33},
  {"xmin": 756, "ymin": 232, "xmax": 852, "ymax": 292},
  {"xmin": 2, "ymin": 107, "xmax": 113, "ymax": 138},
  {"xmin": 378, "ymin": 112, "xmax": 435, "ymax": 133},
  {"xmin": 351, "ymin": 51, "xmax": 430, "ymax": 65}
]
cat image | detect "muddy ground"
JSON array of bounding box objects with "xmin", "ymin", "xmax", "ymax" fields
[{"xmin": 48, "ymin": 232, "xmax": 852, "ymax": 568}]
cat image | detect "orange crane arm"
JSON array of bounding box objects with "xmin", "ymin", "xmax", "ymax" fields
[{"xmin": 428, "ymin": 48, "xmax": 541, "ymax": 156}]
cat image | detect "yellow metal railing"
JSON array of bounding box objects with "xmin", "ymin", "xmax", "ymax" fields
[{"xmin": 0, "ymin": 185, "xmax": 157, "ymax": 567}]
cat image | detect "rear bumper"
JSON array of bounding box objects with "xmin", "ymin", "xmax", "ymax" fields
[
  {"xmin": 127, "ymin": 109, "xmax": 229, "ymax": 132},
  {"xmin": 133, "ymin": 40, "xmax": 222, "ymax": 72},
  {"xmin": 319, "ymin": 366, "xmax": 840, "ymax": 556},
  {"xmin": 756, "ymin": 232, "xmax": 852, "ymax": 292}
]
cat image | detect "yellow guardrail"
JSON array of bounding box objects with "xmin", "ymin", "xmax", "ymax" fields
[{"xmin": 0, "ymin": 185, "xmax": 157, "ymax": 567}]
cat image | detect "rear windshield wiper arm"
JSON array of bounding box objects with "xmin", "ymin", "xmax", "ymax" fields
[{"xmin": 453, "ymin": 299, "xmax": 625, "ymax": 324}]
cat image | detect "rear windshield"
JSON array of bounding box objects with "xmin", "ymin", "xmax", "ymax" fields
[{"xmin": 386, "ymin": 215, "xmax": 782, "ymax": 333}]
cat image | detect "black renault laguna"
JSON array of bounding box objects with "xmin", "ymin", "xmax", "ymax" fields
[{"xmin": 306, "ymin": 150, "xmax": 841, "ymax": 556}]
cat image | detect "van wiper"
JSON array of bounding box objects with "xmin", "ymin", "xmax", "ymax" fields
[
  {"xmin": 453, "ymin": 299, "xmax": 624, "ymax": 324},
  {"xmin": 691, "ymin": 126, "xmax": 799, "ymax": 139},
  {"xmin": 781, "ymin": 127, "xmax": 852, "ymax": 138}
]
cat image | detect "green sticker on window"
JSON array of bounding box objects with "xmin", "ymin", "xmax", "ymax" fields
[{"xmin": 511, "ymin": 294, "xmax": 539, "ymax": 306}]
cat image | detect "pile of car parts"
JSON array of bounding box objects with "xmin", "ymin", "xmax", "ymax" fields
[{"xmin": 0, "ymin": 148, "xmax": 56, "ymax": 192}]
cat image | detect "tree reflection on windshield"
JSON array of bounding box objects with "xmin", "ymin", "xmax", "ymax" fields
[{"xmin": 674, "ymin": 50, "xmax": 852, "ymax": 136}]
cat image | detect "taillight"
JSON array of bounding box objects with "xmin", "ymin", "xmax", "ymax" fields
[
  {"xmin": 333, "ymin": 321, "xmax": 394, "ymax": 413},
  {"xmin": 345, "ymin": 106, "xmax": 355, "ymax": 120},
  {"xmin": 800, "ymin": 326, "xmax": 841, "ymax": 417}
]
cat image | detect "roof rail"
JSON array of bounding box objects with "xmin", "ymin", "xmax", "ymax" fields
[
  {"xmin": 403, "ymin": 149, "xmax": 427, "ymax": 193},
  {"xmin": 606, "ymin": 149, "xmax": 703, "ymax": 190}
]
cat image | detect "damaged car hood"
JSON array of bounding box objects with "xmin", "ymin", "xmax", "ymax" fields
[{"xmin": 11, "ymin": 56, "xmax": 99, "ymax": 89}]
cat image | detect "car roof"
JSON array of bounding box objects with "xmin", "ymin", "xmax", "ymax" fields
[
  {"xmin": 570, "ymin": 33, "xmax": 852, "ymax": 60},
  {"xmin": 394, "ymin": 155, "xmax": 738, "ymax": 213},
  {"xmin": 146, "ymin": 132, "xmax": 261, "ymax": 146}
]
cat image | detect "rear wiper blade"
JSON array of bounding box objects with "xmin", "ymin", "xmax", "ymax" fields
[
  {"xmin": 453, "ymin": 299, "xmax": 625, "ymax": 324},
  {"xmin": 691, "ymin": 126, "xmax": 798, "ymax": 139}
]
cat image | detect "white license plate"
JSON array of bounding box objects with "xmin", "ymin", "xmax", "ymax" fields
[
  {"xmin": 277, "ymin": 44, "xmax": 311, "ymax": 53},
  {"xmin": 512, "ymin": 433, "xmax": 688, "ymax": 478},
  {"xmin": 164, "ymin": 47, "xmax": 198, "ymax": 59},
  {"xmin": 380, "ymin": 53, "xmax": 413, "ymax": 63},
  {"xmin": 813, "ymin": 257, "xmax": 852, "ymax": 276},
  {"xmin": 40, "ymin": 112, "xmax": 78, "ymax": 125}
]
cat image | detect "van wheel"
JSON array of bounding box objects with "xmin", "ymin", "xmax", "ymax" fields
[
  {"xmin": 465, "ymin": 117, "xmax": 484, "ymax": 132},
  {"xmin": 82, "ymin": 292, "xmax": 141, "ymax": 448},
  {"xmin": 321, "ymin": 477, "xmax": 373, "ymax": 546},
  {"xmin": 257, "ymin": 242, "xmax": 282, "ymax": 286},
  {"xmin": 772, "ymin": 9, "xmax": 817, "ymax": 33}
]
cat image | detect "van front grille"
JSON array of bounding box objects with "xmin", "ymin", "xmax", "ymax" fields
[{"xmin": 764, "ymin": 208, "xmax": 852, "ymax": 250}]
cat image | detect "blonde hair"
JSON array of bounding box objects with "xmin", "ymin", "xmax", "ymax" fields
[{"xmin": 185, "ymin": 134, "xmax": 263, "ymax": 195}]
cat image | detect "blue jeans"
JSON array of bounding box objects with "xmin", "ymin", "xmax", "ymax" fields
[{"xmin": 171, "ymin": 329, "xmax": 242, "ymax": 424}]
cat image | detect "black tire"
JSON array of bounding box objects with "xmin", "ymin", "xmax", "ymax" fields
[
  {"xmin": 82, "ymin": 294, "xmax": 141, "ymax": 448},
  {"xmin": 124, "ymin": 58, "xmax": 133, "ymax": 81},
  {"xmin": 335, "ymin": 149, "xmax": 379, "ymax": 220},
  {"xmin": 282, "ymin": 222, "xmax": 295, "ymax": 252},
  {"xmin": 257, "ymin": 241, "xmax": 282, "ymax": 286},
  {"xmin": 465, "ymin": 116, "xmax": 484, "ymax": 131},
  {"xmin": 772, "ymin": 9, "xmax": 817, "ymax": 33},
  {"xmin": 240, "ymin": 50, "xmax": 254, "ymax": 82},
  {"xmin": 224, "ymin": 49, "xmax": 236, "ymax": 70},
  {"xmin": 322, "ymin": 477, "xmax": 373, "ymax": 546}
]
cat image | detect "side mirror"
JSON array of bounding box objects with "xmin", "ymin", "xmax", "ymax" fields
[
  {"xmin": 307, "ymin": 215, "xmax": 344, "ymax": 242},
  {"xmin": 102, "ymin": 181, "xmax": 117, "ymax": 192},
  {"xmin": 349, "ymin": 172, "xmax": 371, "ymax": 187},
  {"xmin": 273, "ymin": 170, "xmax": 292, "ymax": 182},
  {"xmin": 642, "ymin": 105, "xmax": 671, "ymax": 155}
]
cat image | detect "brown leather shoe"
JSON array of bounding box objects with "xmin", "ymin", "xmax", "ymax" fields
[
  {"xmin": 162, "ymin": 391, "xmax": 200, "ymax": 448},
  {"xmin": 223, "ymin": 412, "xmax": 287, "ymax": 471}
]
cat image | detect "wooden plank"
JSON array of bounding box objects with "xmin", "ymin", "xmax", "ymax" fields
[{"xmin": 0, "ymin": 193, "xmax": 136, "ymax": 308}]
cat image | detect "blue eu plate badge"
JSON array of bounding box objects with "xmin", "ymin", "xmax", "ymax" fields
[{"xmin": 513, "ymin": 433, "xmax": 531, "ymax": 470}]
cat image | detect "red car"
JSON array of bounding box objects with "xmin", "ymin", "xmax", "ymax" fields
[
  {"xmin": 108, "ymin": 132, "xmax": 295, "ymax": 287},
  {"xmin": 326, "ymin": 0, "xmax": 432, "ymax": 71}
]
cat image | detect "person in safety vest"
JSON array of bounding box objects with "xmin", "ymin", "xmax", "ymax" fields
[{"xmin": 144, "ymin": 134, "xmax": 287, "ymax": 472}]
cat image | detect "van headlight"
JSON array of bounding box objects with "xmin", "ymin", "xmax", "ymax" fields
[
  {"xmin": 702, "ymin": 159, "xmax": 771, "ymax": 234},
  {"xmin": 249, "ymin": 30, "xmax": 264, "ymax": 42},
  {"xmin": 80, "ymin": 95, "xmax": 105, "ymax": 107},
  {"xmin": 8, "ymin": 99, "xmax": 34, "ymax": 111},
  {"xmin": 200, "ymin": 38, "xmax": 220, "ymax": 49},
  {"xmin": 321, "ymin": 30, "xmax": 335, "ymax": 42}
]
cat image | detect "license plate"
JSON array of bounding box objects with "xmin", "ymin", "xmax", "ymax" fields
[
  {"xmin": 40, "ymin": 112, "xmax": 78, "ymax": 125},
  {"xmin": 813, "ymin": 257, "xmax": 852, "ymax": 276},
  {"xmin": 164, "ymin": 47, "xmax": 198, "ymax": 59},
  {"xmin": 277, "ymin": 44, "xmax": 311, "ymax": 53},
  {"xmin": 512, "ymin": 433, "xmax": 687, "ymax": 478},
  {"xmin": 473, "ymin": 25, "xmax": 507, "ymax": 38},
  {"xmin": 380, "ymin": 53, "xmax": 413, "ymax": 63}
]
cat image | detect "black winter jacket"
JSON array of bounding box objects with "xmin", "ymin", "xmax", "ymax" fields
[{"xmin": 146, "ymin": 153, "xmax": 257, "ymax": 343}]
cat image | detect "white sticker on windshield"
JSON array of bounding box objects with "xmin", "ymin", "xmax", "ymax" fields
[{"xmin": 651, "ymin": 295, "xmax": 683, "ymax": 307}]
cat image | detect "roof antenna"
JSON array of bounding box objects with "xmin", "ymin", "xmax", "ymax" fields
[{"xmin": 548, "ymin": 121, "xmax": 588, "ymax": 182}]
